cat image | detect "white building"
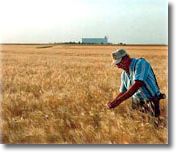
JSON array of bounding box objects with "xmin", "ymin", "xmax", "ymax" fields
[{"xmin": 82, "ymin": 36, "xmax": 108, "ymax": 44}]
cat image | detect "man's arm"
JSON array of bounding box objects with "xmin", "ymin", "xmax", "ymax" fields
[
  {"xmin": 107, "ymin": 80, "xmax": 144, "ymax": 109},
  {"xmin": 114, "ymin": 92, "xmax": 125, "ymax": 101}
]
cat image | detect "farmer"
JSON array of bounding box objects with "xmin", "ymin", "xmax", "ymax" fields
[{"xmin": 107, "ymin": 49, "xmax": 165, "ymax": 117}]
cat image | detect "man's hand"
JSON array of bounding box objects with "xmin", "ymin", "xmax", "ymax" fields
[
  {"xmin": 107, "ymin": 101, "xmax": 114, "ymax": 109},
  {"xmin": 107, "ymin": 100, "xmax": 121, "ymax": 109}
]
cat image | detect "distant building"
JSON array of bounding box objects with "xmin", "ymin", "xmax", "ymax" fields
[{"xmin": 82, "ymin": 36, "xmax": 108, "ymax": 44}]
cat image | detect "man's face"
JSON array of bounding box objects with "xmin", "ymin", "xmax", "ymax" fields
[{"xmin": 116, "ymin": 58, "xmax": 125, "ymax": 69}]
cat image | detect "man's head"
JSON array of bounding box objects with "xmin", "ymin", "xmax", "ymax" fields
[{"xmin": 112, "ymin": 49, "xmax": 131, "ymax": 71}]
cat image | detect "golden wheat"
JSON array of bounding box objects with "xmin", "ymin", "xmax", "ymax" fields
[{"xmin": 0, "ymin": 44, "xmax": 168, "ymax": 144}]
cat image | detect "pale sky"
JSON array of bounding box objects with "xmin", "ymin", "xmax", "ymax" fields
[{"xmin": 0, "ymin": 0, "xmax": 168, "ymax": 44}]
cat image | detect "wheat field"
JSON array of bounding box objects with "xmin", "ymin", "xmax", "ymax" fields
[{"xmin": 0, "ymin": 44, "xmax": 168, "ymax": 144}]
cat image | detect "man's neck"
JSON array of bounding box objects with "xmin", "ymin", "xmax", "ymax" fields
[{"xmin": 125, "ymin": 58, "xmax": 132, "ymax": 74}]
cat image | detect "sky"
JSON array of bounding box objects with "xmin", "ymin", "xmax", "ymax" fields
[{"xmin": 0, "ymin": 0, "xmax": 168, "ymax": 44}]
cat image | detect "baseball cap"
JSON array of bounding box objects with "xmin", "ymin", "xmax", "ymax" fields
[{"xmin": 111, "ymin": 49, "xmax": 127, "ymax": 66}]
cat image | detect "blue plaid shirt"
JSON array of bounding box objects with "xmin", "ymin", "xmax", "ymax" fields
[{"xmin": 119, "ymin": 58, "xmax": 160, "ymax": 101}]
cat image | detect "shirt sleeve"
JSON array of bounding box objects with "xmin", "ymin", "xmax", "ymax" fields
[
  {"xmin": 133, "ymin": 58, "xmax": 150, "ymax": 81},
  {"xmin": 119, "ymin": 72, "xmax": 127, "ymax": 93}
]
